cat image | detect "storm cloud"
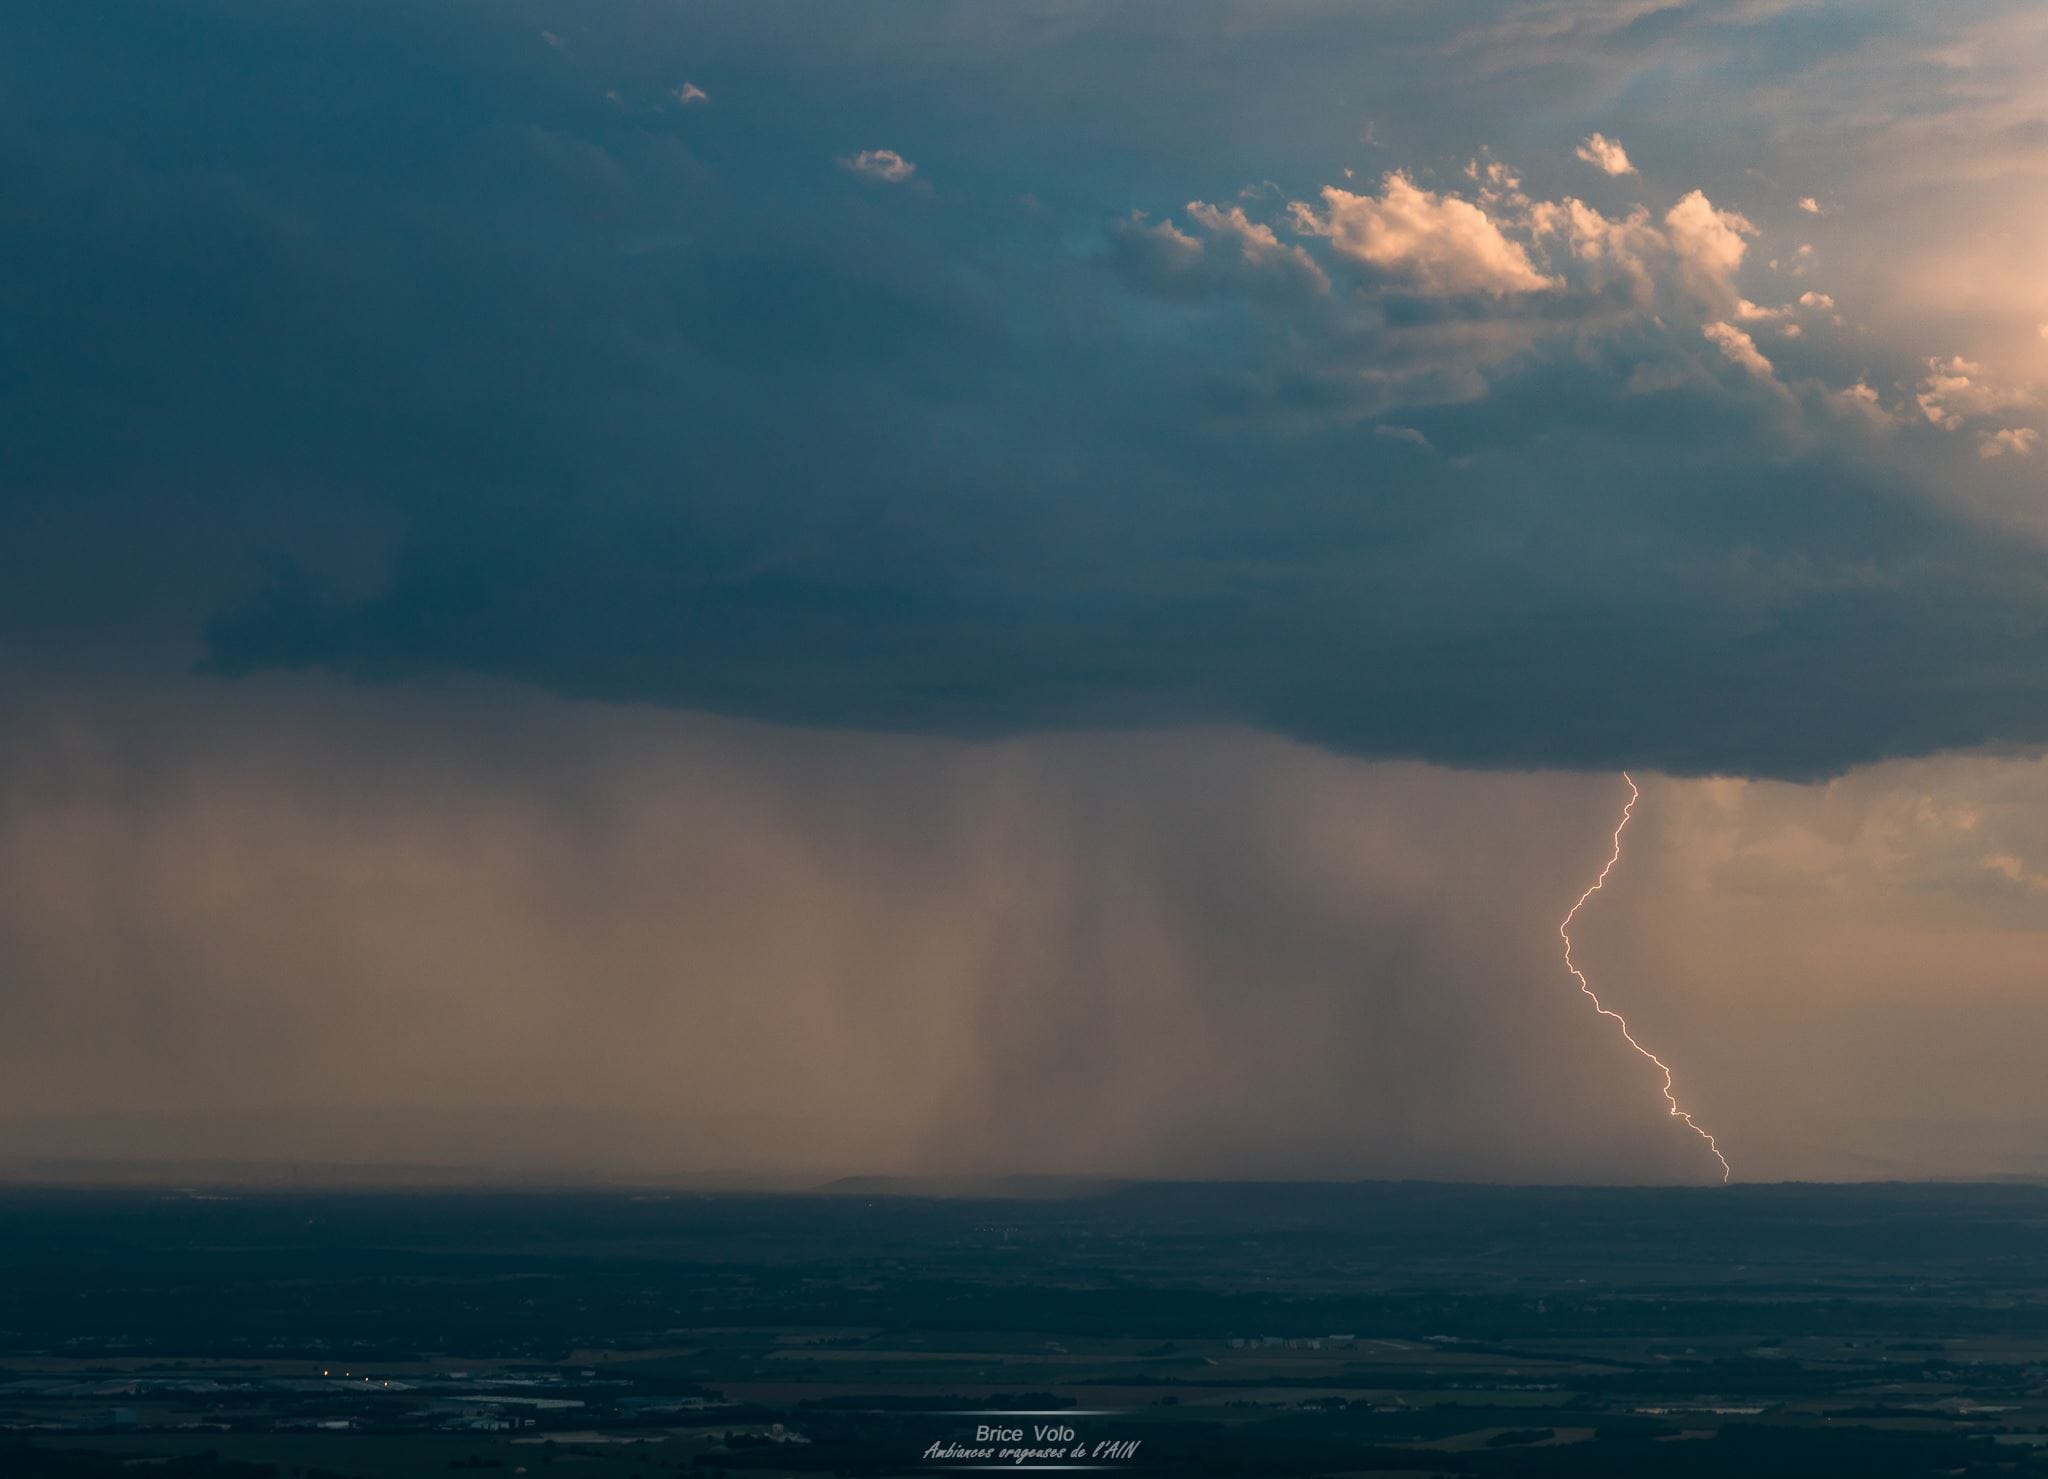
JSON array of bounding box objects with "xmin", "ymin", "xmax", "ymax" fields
[
  {"xmin": 7, "ymin": 1, "xmax": 2048, "ymax": 779},
  {"xmin": 11, "ymin": 2, "xmax": 2048, "ymax": 1185}
]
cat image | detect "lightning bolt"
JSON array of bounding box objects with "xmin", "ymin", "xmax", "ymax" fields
[{"xmin": 1559, "ymin": 772, "xmax": 1731, "ymax": 1184}]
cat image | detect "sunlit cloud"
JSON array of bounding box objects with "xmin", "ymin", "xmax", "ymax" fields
[
  {"xmin": 1917, "ymin": 355, "xmax": 2038, "ymax": 430},
  {"xmin": 841, "ymin": 147, "xmax": 918, "ymax": 184},
  {"xmin": 1703, "ymin": 320, "xmax": 1776, "ymax": 380},
  {"xmin": 1979, "ymin": 426, "xmax": 2040, "ymax": 458},
  {"xmin": 1288, "ymin": 172, "xmax": 1558, "ymax": 296},
  {"xmin": 1575, "ymin": 131, "xmax": 1637, "ymax": 176}
]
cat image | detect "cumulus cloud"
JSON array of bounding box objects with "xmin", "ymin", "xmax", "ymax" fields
[
  {"xmin": 1663, "ymin": 189, "xmax": 1758, "ymax": 308},
  {"xmin": 1979, "ymin": 852, "xmax": 2048, "ymax": 889},
  {"xmin": 674, "ymin": 81, "xmax": 709, "ymax": 106},
  {"xmin": 1703, "ymin": 320, "xmax": 1776, "ymax": 379},
  {"xmin": 1527, "ymin": 196, "xmax": 1662, "ymax": 302},
  {"xmin": 1518, "ymin": 183, "xmax": 1828, "ymax": 355},
  {"xmin": 1107, "ymin": 210, "xmax": 1206, "ymax": 292},
  {"xmin": 1916, "ymin": 356, "xmax": 2037, "ymax": 430},
  {"xmin": 1827, "ymin": 381, "xmax": 1895, "ymax": 427},
  {"xmin": 1798, "ymin": 195, "xmax": 1821, "ymax": 214},
  {"xmin": 1979, "ymin": 427, "xmax": 2040, "ymax": 459},
  {"xmin": 841, "ymin": 147, "xmax": 917, "ymax": 184},
  {"xmin": 1575, "ymin": 131, "xmax": 1636, "ymax": 175},
  {"xmin": 1288, "ymin": 172, "xmax": 1558, "ymax": 296},
  {"xmin": 1107, "ymin": 202, "xmax": 1328, "ymax": 305},
  {"xmin": 1183, "ymin": 200, "xmax": 1331, "ymax": 298}
]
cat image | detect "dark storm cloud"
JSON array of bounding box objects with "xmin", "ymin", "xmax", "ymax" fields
[{"xmin": 8, "ymin": 0, "xmax": 2048, "ymax": 778}]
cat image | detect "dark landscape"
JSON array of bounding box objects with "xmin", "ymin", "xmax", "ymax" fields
[{"xmin": 8, "ymin": 1181, "xmax": 2048, "ymax": 1477}]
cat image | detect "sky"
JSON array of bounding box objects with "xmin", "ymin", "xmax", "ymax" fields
[{"xmin": 6, "ymin": 0, "xmax": 2048, "ymax": 1185}]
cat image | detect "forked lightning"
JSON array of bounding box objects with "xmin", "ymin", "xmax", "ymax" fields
[{"xmin": 1559, "ymin": 772, "xmax": 1731, "ymax": 1183}]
